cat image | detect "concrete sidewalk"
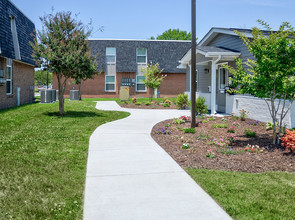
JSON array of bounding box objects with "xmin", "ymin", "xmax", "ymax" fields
[{"xmin": 83, "ymin": 101, "xmax": 232, "ymax": 220}]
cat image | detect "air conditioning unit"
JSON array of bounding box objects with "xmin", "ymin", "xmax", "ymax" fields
[{"xmin": 0, "ymin": 78, "xmax": 6, "ymax": 85}]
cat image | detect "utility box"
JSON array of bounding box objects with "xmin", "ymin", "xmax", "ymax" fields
[
  {"xmin": 119, "ymin": 86, "xmax": 129, "ymax": 101},
  {"xmin": 41, "ymin": 90, "xmax": 52, "ymax": 103},
  {"xmin": 70, "ymin": 90, "xmax": 79, "ymax": 100}
]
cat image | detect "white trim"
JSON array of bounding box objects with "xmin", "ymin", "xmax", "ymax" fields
[
  {"xmin": 136, "ymin": 48, "xmax": 147, "ymax": 64},
  {"xmin": 199, "ymin": 28, "xmax": 253, "ymax": 46},
  {"xmin": 106, "ymin": 47, "xmax": 116, "ymax": 64},
  {"xmin": 218, "ymin": 66, "xmax": 228, "ymax": 91},
  {"xmin": 105, "ymin": 75, "xmax": 116, "ymax": 92},
  {"xmin": 136, "ymin": 75, "xmax": 146, "ymax": 92},
  {"xmin": 6, "ymin": 64, "xmax": 12, "ymax": 95}
]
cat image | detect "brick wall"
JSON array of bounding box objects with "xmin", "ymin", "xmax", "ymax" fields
[
  {"xmin": 52, "ymin": 72, "xmax": 186, "ymax": 98},
  {"xmin": 0, "ymin": 57, "xmax": 35, "ymax": 110}
]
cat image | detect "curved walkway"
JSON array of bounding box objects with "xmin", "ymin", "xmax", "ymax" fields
[{"xmin": 83, "ymin": 101, "xmax": 231, "ymax": 220}]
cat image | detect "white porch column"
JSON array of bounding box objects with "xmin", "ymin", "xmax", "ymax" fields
[{"xmin": 211, "ymin": 60, "xmax": 217, "ymax": 115}]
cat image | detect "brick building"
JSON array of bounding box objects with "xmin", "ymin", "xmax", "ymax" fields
[
  {"xmin": 53, "ymin": 39, "xmax": 191, "ymax": 98},
  {"xmin": 0, "ymin": 0, "xmax": 35, "ymax": 110}
]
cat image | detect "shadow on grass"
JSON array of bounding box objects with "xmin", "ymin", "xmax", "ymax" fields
[{"xmin": 44, "ymin": 111, "xmax": 103, "ymax": 118}]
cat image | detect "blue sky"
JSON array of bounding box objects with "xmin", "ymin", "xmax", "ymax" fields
[{"xmin": 11, "ymin": 0, "xmax": 295, "ymax": 41}]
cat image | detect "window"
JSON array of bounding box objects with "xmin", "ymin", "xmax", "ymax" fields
[
  {"xmin": 136, "ymin": 48, "xmax": 147, "ymax": 64},
  {"xmin": 136, "ymin": 64, "xmax": 146, "ymax": 91},
  {"xmin": 105, "ymin": 75, "xmax": 116, "ymax": 91},
  {"xmin": 105, "ymin": 48, "xmax": 116, "ymax": 91},
  {"xmin": 219, "ymin": 67, "xmax": 227, "ymax": 90},
  {"xmin": 6, "ymin": 64, "xmax": 12, "ymax": 95},
  {"xmin": 106, "ymin": 47, "xmax": 116, "ymax": 63}
]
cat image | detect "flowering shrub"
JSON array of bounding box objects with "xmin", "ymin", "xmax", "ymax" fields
[
  {"xmin": 227, "ymin": 126, "xmax": 235, "ymax": 133},
  {"xmin": 213, "ymin": 138, "xmax": 228, "ymax": 147},
  {"xmin": 173, "ymin": 118, "xmax": 185, "ymax": 124},
  {"xmin": 232, "ymin": 122, "xmax": 240, "ymax": 127},
  {"xmin": 248, "ymin": 120, "xmax": 259, "ymax": 125},
  {"xmin": 226, "ymin": 134, "xmax": 236, "ymax": 144},
  {"xmin": 244, "ymin": 144, "xmax": 263, "ymax": 153},
  {"xmin": 179, "ymin": 115, "xmax": 191, "ymax": 122},
  {"xmin": 206, "ymin": 149, "xmax": 215, "ymax": 158},
  {"xmin": 240, "ymin": 109, "xmax": 248, "ymax": 121},
  {"xmin": 156, "ymin": 126, "xmax": 171, "ymax": 135},
  {"xmin": 280, "ymin": 129, "xmax": 295, "ymax": 152},
  {"xmin": 182, "ymin": 143, "xmax": 189, "ymax": 149}
]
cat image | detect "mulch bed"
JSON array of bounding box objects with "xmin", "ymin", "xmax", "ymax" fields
[{"xmin": 151, "ymin": 116, "xmax": 295, "ymax": 173}]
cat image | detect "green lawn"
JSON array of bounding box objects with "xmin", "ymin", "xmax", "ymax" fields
[
  {"xmin": 186, "ymin": 168, "xmax": 295, "ymax": 220},
  {"xmin": 0, "ymin": 100, "xmax": 129, "ymax": 219},
  {"xmin": 84, "ymin": 97, "xmax": 176, "ymax": 105}
]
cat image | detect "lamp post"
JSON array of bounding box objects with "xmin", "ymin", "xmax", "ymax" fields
[{"xmin": 191, "ymin": 0, "xmax": 196, "ymax": 128}]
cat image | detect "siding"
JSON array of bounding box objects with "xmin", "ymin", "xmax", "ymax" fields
[
  {"xmin": 197, "ymin": 65, "xmax": 210, "ymax": 93},
  {"xmin": 208, "ymin": 34, "xmax": 254, "ymax": 61}
]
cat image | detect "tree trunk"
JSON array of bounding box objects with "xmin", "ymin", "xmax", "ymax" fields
[
  {"xmin": 59, "ymin": 92, "xmax": 65, "ymax": 116},
  {"xmin": 78, "ymin": 82, "xmax": 82, "ymax": 100},
  {"xmin": 154, "ymin": 88, "xmax": 158, "ymax": 98},
  {"xmin": 57, "ymin": 73, "xmax": 66, "ymax": 116}
]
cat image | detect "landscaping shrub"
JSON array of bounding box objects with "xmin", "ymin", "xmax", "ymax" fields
[
  {"xmin": 208, "ymin": 117, "xmax": 215, "ymax": 121},
  {"xmin": 145, "ymin": 102, "xmax": 152, "ymax": 106},
  {"xmin": 248, "ymin": 120, "xmax": 259, "ymax": 125},
  {"xmin": 280, "ymin": 129, "xmax": 295, "ymax": 152},
  {"xmin": 266, "ymin": 121, "xmax": 277, "ymax": 130},
  {"xmin": 132, "ymin": 97, "xmax": 137, "ymax": 103},
  {"xmin": 182, "ymin": 143, "xmax": 189, "ymax": 149},
  {"xmin": 183, "ymin": 127, "xmax": 196, "ymax": 134},
  {"xmin": 163, "ymin": 103, "xmax": 170, "ymax": 107},
  {"xmin": 156, "ymin": 127, "xmax": 171, "ymax": 135},
  {"xmin": 179, "ymin": 115, "xmax": 191, "ymax": 122},
  {"xmin": 176, "ymin": 93, "xmax": 189, "ymax": 109},
  {"xmin": 227, "ymin": 126, "xmax": 235, "ymax": 133},
  {"xmin": 244, "ymin": 129, "xmax": 256, "ymax": 137},
  {"xmin": 240, "ymin": 109, "xmax": 248, "ymax": 121},
  {"xmin": 211, "ymin": 123, "xmax": 228, "ymax": 128},
  {"xmin": 206, "ymin": 149, "xmax": 215, "ymax": 158},
  {"xmin": 135, "ymin": 102, "xmax": 142, "ymax": 105},
  {"xmin": 196, "ymin": 96, "xmax": 208, "ymax": 115},
  {"xmin": 173, "ymin": 118, "xmax": 185, "ymax": 124}
]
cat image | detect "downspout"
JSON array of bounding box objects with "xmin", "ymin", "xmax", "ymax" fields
[{"xmin": 210, "ymin": 55, "xmax": 221, "ymax": 115}]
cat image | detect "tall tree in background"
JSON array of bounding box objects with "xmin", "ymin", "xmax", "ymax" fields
[
  {"xmin": 31, "ymin": 11, "xmax": 97, "ymax": 115},
  {"xmin": 35, "ymin": 70, "xmax": 53, "ymax": 86},
  {"xmin": 225, "ymin": 20, "xmax": 295, "ymax": 145},
  {"xmin": 150, "ymin": 29, "xmax": 192, "ymax": 40}
]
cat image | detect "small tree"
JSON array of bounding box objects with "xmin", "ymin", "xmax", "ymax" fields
[
  {"xmin": 225, "ymin": 20, "xmax": 295, "ymax": 144},
  {"xmin": 142, "ymin": 63, "xmax": 166, "ymax": 99},
  {"xmin": 31, "ymin": 11, "xmax": 97, "ymax": 115}
]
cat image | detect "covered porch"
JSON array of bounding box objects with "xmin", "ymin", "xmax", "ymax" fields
[{"xmin": 178, "ymin": 46, "xmax": 240, "ymax": 114}]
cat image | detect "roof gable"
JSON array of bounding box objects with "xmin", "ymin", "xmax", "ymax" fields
[{"xmin": 0, "ymin": 0, "xmax": 35, "ymax": 66}]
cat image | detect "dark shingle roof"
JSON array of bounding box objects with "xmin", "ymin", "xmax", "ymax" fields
[
  {"xmin": 0, "ymin": 0, "xmax": 35, "ymax": 66},
  {"xmin": 88, "ymin": 39, "xmax": 191, "ymax": 73}
]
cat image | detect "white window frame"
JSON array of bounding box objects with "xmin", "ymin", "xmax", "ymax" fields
[
  {"xmin": 136, "ymin": 75, "xmax": 146, "ymax": 92},
  {"xmin": 6, "ymin": 64, "xmax": 12, "ymax": 95},
  {"xmin": 136, "ymin": 48, "xmax": 147, "ymax": 64},
  {"xmin": 105, "ymin": 75, "xmax": 116, "ymax": 92},
  {"xmin": 218, "ymin": 67, "xmax": 228, "ymax": 91},
  {"xmin": 106, "ymin": 47, "xmax": 116, "ymax": 64}
]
